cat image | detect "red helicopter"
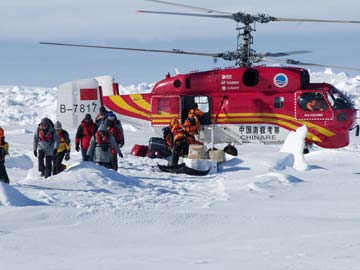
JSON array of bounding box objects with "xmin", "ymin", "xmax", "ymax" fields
[{"xmin": 41, "ymin": 0, "xmax": 360, "ymax": 154}]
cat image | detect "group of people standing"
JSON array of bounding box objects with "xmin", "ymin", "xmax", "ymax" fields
[
  {"xmin": 0, "ymin": 103, "xmax": 202, "ymax": 184},
  {"xmin": 31, "ymin": 106, "xmax": 125, "ymax": 179}
]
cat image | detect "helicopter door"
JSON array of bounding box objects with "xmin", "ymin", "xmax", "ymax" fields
[
  {"xmin": 181, "ymin": 96, "xmax": 211, "ymax": 125},
  {"xmin": 150, "ymin": 95, "xmax": 181, "ymax": 127},
  {"xmin": 295, "ymin": 91, "xmax": 334, "ymax": 120}
]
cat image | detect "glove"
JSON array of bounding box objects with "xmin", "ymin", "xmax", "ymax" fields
[
  {"xmin": 75, "ymin": 144, "xmax": 80, "ymax": 152},
  {"xmin": 53, "ymin": 149, "xmax": 58, "ymax": 155},
  {"xmin": 64, "ymin": 151, "xmax": 70, "ymax": 161},
  {"xmin": 34, "ymin": 150, "xmax": 37, "ymax": 157}
]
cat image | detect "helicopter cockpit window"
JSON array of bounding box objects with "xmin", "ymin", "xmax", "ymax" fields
[
  {"xmin": 327, "ymin": 87, "xmax": 354, "ymax": 110},
  {"xmin": 297, "ymin": 92, "xmax": 328, "ymax": 112}
]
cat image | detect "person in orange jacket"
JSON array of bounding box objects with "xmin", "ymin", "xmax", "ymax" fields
[
  {"xmin": 169, "ymin": 118, "xmax": 188, "ymax": 166},
  {"xmin": 183, "ymin": 103, "xmax": 203, "ymax": 145}
]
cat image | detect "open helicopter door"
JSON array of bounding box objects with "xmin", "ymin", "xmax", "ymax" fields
[
  {"xmin": 150, "ymin": 95, "xmax": 181, "ymax": 132},
  {"xmin": 295, "ymin": 91, "xmax": 334, "ymax": 121},
  {"xmin": 181, "ymin": 96, "xmax": 211, "ymax": 125}
]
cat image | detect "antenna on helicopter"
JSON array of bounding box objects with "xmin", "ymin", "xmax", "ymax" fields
[{"xmin": 40, "ymin": 0, "xmax": 360, "ymax": 71}]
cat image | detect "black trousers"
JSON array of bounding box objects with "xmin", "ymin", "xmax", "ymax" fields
[
  {"xmin": 110, "ymin": 153, "xmax": 118, "ymax": 171},
  {"xmin": 81, "ymin": 148, "xmax": 89, "ymax": 161},
  {"xmin": 53, "ymin": 151, "xmax": 66, "ymax": 175},
  {"xmin": 38, "ymin": 150, "xmax": 53, "ymax": 178},
  {"xmin": 170, "ymin": 139, "xmax": 188, "ymax": 166},
  {"xmin": 97, "ymin": 162, "xmax": 111, "ymax": 169},
  {"xmin": 0, "ymin": 161, "xmax": 9, "ymax": 184}
]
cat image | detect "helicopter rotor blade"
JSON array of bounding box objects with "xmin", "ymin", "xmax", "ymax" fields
[
  {"xmin": 262, "ymin": 57, "xmax": 360, "ymax": 71},
  {"xmin": 144, "ymin": 0, "xmax": 232, "ymax": 15},
  {"xmin": 272, "ymin": 17, "xmax": 360, "ymax": 24},
  {"xmin": 137, "ymin": 10, "xmax": 233, "ymax": 20},
  {"xmin": 39, "ymin": 42, "xmax": 223, "ymax": 58},
  {"xmin": 257, "ymin": 50, "xmax": 311, "ymax": 58}
]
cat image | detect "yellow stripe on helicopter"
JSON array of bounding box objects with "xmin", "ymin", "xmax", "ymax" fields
[
  {"xmin": 109, "ymin": 96, "xmax": 150, "ymax": 118},
  {"xmin": 129, "ymin": 94, "xmax": 151, "ymax": 111}
]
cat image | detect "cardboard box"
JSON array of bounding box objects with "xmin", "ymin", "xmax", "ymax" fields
[
  {"xmin": 208, "ymin": 149, "xmax": 225, "ymax": 163},
  {"xmin": 188, "ymin": 144, "xmax": 206, "ymax": 159}
]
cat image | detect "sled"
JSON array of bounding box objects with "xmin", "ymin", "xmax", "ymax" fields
[{"xmin": 157, "ymin": 163, "xmax": 210, "ymax": 176}]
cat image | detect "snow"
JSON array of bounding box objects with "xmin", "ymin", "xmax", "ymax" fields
[
  {"xmin": 280, "ymin": 125, "xmax": 309, "ymax": 171},
  {"xmin": 0, "ymin": 69, "xmax": 360, "ymax": 269},
  {"xmin": 0, "ymin": 182, "xmax": 46, "ymax": 207}
]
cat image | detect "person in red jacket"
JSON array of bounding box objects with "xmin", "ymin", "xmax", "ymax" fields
[
  {"xmin": 75, "ymin": 114, "xmax": 97, "ymax": 161},
  {"xmin": 106, "ymin": 115, "xmax": 124, "ymax": 170}
]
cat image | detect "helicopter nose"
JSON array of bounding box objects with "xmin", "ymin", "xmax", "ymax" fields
[{"xmin": 336, "ymin": 109, "xmax": 357, "ymax": 128}]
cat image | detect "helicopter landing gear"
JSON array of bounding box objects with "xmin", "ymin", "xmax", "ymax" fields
[
  {"xmin": 223, "ymin": 143, "xmax": 238, "ymax": 156},
  {"xmin": 303, "ymin": 142, "xmax": 312, "ymax": 154}
]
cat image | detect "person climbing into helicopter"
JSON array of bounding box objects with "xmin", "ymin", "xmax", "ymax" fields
[
  {"xmin": 188, "ymin": 103, "xmax": 204, "ymax": 122},
  {"xmin": 75, "ymin": 114, "xmax": 97, "ymax": 161},
  {"xmin": 169, "ymin": 118, "xmax": 189, "ymax": 166},
  {"xmin": 53, "ymin": 121, "xmax": 71, "ymax": 175},
  {"xmin": 183, "ymin": 103, "xmax": 203, "ymax": 145},
  {"xmin": 306, "ymin": 93, "xmax": 326, "ymax": 111},
  {"xmin": 0, "ymin": 127, "xmax": 10, "ymax": 184}
]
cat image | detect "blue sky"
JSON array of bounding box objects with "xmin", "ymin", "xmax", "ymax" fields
[{"xmin": 0, "ymin": 0, "xmax": 359, "ymax": 86}]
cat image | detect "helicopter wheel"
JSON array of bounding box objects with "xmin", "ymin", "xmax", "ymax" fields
[
  {"xmin": 303, "ymin": 142, "xmax": 311, "ymax": 154},
  {"xmin": 223, "ymin": 144, "xmax": 238, "ymax": 156}
]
